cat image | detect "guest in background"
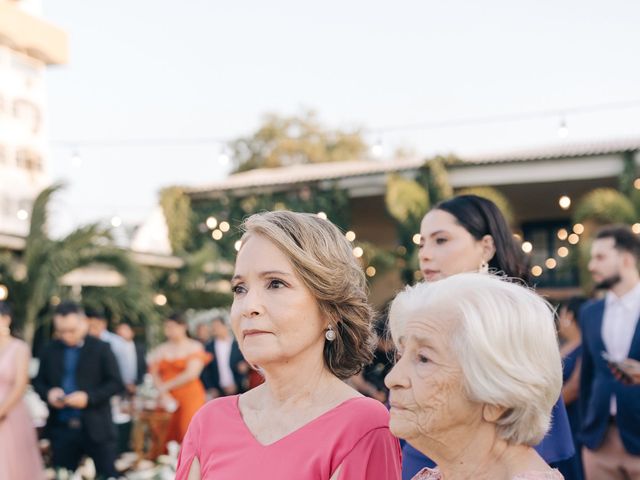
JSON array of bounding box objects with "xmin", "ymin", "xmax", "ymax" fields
[
  {"xmin": 33, "ymin": 301, "xmax": 124, "ymax": 479},
  {"xmin": 194, "ymin": 320, "xmax": 212, "ymax": 346},
  {"xmin": 0, "ymin": 301, "xmax": 45, "ymax": 480},
  {"xmin": 558, "ymin": 296, "xmax": 588, "ymax": 480},
  {"xmin": 580, "ymin": 225, "xmax": 640, "ymax": 479},
  {"xmin": 86, "ymin": 307, "xmax": 131, "ymax": 386},
  {"xmin": 201, "ymin": 315, "xmax": 248, "ymax": 398},
  {"xmin": 114, "ymin": 320, "xmax": 147, "ymax": 454},
  {"xmin": 115, "ymin": 321, "xmax": 147, "ymax": 392},
  {"xmin": 403, "ymin": 194, "xmax": 577, "ymax": 480},
  {"xmin": 350, "ymin": 316, "xmax": 394, "ymax": 403},
  {"xmin": 148, "ymin": 312, "xmax": 211, "ymax": 444}
]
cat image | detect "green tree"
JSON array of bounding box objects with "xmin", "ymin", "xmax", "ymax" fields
[
  {"xmin": 159, "ymin": 186, "xmax": 192, "ymax": 253},
  {"xmin": 0, "ymin": 184, "xmax": 156, "ymax": 345},
  {"xmin": 230, "ymin": 110, "xmax": 368, "ymax": 172}
]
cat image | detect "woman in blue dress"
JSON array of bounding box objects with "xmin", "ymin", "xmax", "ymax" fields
[
  {"xmin": 558, "ymin": 296, "xmax": 588, "ymax": 480},
  {"xmin": 403, "ymin": 194, "xmax": 578, "ymax": 480}
]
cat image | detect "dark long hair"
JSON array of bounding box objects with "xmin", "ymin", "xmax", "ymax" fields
[
  {"xmin": 0, "ymin": 301, "xmax": 11, "ymax": 318},
  {"xmin": 435, "ymin": 195, "xmax": 530, "ymax": 284}
]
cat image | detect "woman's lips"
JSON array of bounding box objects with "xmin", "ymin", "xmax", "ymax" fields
[
  {"xmin": 242, "ymin": 329, "xmax": 271, "ymax": 339},
  {"xmin": 422, "ymin": 269, "xmax": 440, "ymax": 280}
]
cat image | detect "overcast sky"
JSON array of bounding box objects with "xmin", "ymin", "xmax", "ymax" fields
[{"xmin": 42, "ymin": 0, "xmax": 640, "ymax": 233}]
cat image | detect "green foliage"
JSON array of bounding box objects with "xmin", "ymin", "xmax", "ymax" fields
[
  {"xmin": 190, "ymin": 184, "xmax": 351, "ymax": 262},
  {"xmin": 230, "ymin": 110, "xmax": 368, "ymax": 172},
  {"xmin": 455, "ymin": 186, "xmax": 515, "ymax": 225},
  {"xmin": 573, "ymin": 188, "xmax": 637, "ymax": 225},
  {"xmin": 3, "ymin": 185, "xmax": 158, "ymax": 345},
  {"xmin": 159, "ymin": 187, "xmax": 192, "ymax": 254},
  {"xmin": 618, "ymin": 152, "xmax": 638, "ymax": 198},
  {"xmin": 385, "ymin": 174, "xmax": 430, "ymax": 226},
  {"xmin": 420, "ymin": 155, "xmax": 455, "ymax": 204},
  {"xmin": 384, "ymin": 174, "xmax": 429, "ymax": 284}
]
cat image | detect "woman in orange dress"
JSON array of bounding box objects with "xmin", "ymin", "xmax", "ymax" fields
[{"xmin": 148, "ymin": 313, "xmax": 211, "ymax": 443}]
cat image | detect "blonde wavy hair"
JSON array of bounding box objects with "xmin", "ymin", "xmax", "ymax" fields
[{"xmin": 239, "ymin": 210, "xmax": 376, "ymax": 379}]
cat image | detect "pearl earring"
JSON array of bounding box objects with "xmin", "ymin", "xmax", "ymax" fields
[
  {"xmin": 325, "ymin": 325, "xmax": 336, "ymax": 342},
  {"xmin": 479, "ymin": 261, "xmax": 489, "ymax": 275}
]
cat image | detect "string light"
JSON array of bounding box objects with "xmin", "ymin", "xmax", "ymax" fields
[
  {"xmin": 371, "ymin": 138, "xmax": 383, "ymax": 158},
  {"xmin": 153, "ymin": 294, "xmax": 167, "ymax": 306},
  {"xmin": 234, "ymin": 240, "xmax": 242, "ymax": 251},
  {"xmin": 51, "ymin": 98, "xmax": 640, "ymax": 152},
  {"xmin": 531, "ymin": 265, "xmax": 543, "ymax": 277},
  {"xmin": 557, "ymin": 229, "xmax": 568, "ymax": 241},
  {"xmin": 545, "ymin": 258, "xmax": 557, "ymax": 269},
  {"xmin": 0, "ymin": 284, "xmax": 8, "ymax": 301},
  {"xmin": 635, "ymin": 179, "xmax": 640, "ymax": 190},
  {"xmin": 558, "ymin": 247, "xmax": 569, "ymax": 257},
  {"xmin": 317, "ymin": 212, "xmax": 327, "ymax": 220},
  {"xmin": 568, "ymin": 233, "xmax": 580, "ymax": 245},
  {"xmin": 633, "ymin": 223, "xmax": 640, "ymax": 234},
  {"xmin": 522, "ymin": 241, "xmax": 533, "ymax": 253},
  {"xmin": 219, "ymin": 221, "xmax": 230, "ymax": 232},
  {"xmin": 71, "ymin": 149, "xmax": 82, "ymax": 167},
  {"xmin": 365, "ymin": 266, "xmax": 376, "ymax": 277},
  {"xmin": 16, "ymin": 209, "xmax": 29, "ymax": 220},
  {"xmin": 573, "ymin": 223, "xmax": 584, "ymax": 235},
  {"xmin": 352, "ymin": 247, "xmax": 364, "ymax": 258},
  {"xmin": 206, "ymin": 217, "xmax": 218, "ymax": 229},
  {"xmin": 110, "ymin": 216, "xmax": 122, "ymax": 227},
  {"xmin": 345, "ymin": 231, "xmax": 356, "ymax": 242},
  {"xmin": 557, "ymin": 118, "xmax": 569, "ymax": 138},
  {"xmin": 412, "ymin": 233, "xmax": 421, "ymax": 245},
  {"xmin": 559, "ymin": 195, "xmax": 571, "ymax": 210},
  {"xmin": 211, "ymin": 229, "xmax": 223, "ymax": 240}
]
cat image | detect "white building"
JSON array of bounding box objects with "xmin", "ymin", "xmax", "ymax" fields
[{"xmin": 0, "ymin": 0, "xmax": 67, "ymax": 238}]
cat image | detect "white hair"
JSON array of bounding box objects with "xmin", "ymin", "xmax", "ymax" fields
[{"xmin": 388, "ymin": 273, "xmax": 562, "ymax": 446}]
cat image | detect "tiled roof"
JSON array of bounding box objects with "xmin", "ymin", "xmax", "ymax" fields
[{"xmin": 185, "ymin": 137, "xmax": 640, "ymax": 194}]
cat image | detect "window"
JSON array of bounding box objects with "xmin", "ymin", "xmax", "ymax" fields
[{"xmin": 12, "ymin": 98, "xmax": 41, "ymax": 133}]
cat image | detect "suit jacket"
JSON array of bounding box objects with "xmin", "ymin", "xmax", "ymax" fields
[
  {"xmin": 201, "ymin": 339, "xmax": 247, "ymax": 394},
  {"xmin": 134, "ymin": 341, "xmax": 147, "ymax": 385},
  {"xmin": 580, "ymin": 298, "xmax": 640, "ymax": 453},
  {"xmin": 33, "ymin": 335, "xmax": 125, "ymax": 443}
]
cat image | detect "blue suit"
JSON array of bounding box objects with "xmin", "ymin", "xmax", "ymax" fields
[{"xmin": 579, "ymin": 299, "xmax": 640, "ymax": 454}]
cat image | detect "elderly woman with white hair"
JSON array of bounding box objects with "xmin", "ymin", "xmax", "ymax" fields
[{"xmin": 385, "ymin": 273, "xmax": 564, "ymax": 480}]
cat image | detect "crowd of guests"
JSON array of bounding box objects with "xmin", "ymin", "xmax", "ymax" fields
[{"xmin": 0, "ymin": 195, "xmax": 639, "ymax": 479}]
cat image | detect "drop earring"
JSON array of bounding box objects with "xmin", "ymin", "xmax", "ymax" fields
[
  {"xmin": 479, "ymin": 260, "xmax": 489, "ymax": 275},
  {"xmin": 325, "ymin": 324, "xmax": 336, "ymax": 342}
]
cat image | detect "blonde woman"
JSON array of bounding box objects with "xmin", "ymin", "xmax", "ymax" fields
[{"xmin": 176, "ymin": 211, "xmax": 401, "ymax": 480}]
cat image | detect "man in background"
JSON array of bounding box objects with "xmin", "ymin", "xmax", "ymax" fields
[
  {"xmin": 33, "ymin": 301, "xmax": 124, "ymax": 479},
  {"xmin": 580, "ymin": 225, "xmax": 640, "ymax": 479},
  {"xmin": 201, "ymin": 316, "xmax": 247, "ymax": 398}
]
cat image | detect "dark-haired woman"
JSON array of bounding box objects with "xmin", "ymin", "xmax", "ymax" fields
[
  {"xmin": 0, "ymin": 302, "xmax": 45, "ymax": 479},
  {"xmin": 401, "ymin": 195, "xmax": 577, "ymax": 480},
  {"xmin": 148, "ymin": 313, "xmax": 211, "ymax": 444}
]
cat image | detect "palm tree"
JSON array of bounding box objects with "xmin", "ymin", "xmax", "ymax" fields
[{"xmin": 2, "ymin": 183, "xmax": 157, "ymax": 345}]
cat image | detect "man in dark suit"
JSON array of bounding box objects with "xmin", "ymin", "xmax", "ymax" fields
[
  {"xmin": 201, "ymin": 316, "xmax": 248, "ymax": 397},
  {"xmin": 580, "ymin": 225, "xmax": 640, "ymax": 479},
  {"xmin": 33, "ymin": 301, "xmax": 124, "ymax": 479}
]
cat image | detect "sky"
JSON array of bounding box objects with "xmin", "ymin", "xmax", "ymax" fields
[{"xmin": 41, "ymin": 0, "xmax": 640, "ymax": 233}]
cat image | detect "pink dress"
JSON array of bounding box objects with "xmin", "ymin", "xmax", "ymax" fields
[
  {"xmin": 176, "ymin": 395, "xmax": 402, "ymax": 479},
  {"xmin": 413, "ymin": 467, "xmax": 564, "ymax": 479},
  {"xmin": 0, "ymin": 339, "xmax": 45, "ymax": 480}
]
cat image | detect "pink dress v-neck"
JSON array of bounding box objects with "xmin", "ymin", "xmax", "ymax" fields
[{"xmin": 176, "ymin": 395, "xmax": 402, "ymax": 479}]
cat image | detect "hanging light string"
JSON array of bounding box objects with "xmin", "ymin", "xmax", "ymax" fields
[{"xmin": 50, "ymin": 97, "xmax": 640, "ymax": 150}]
